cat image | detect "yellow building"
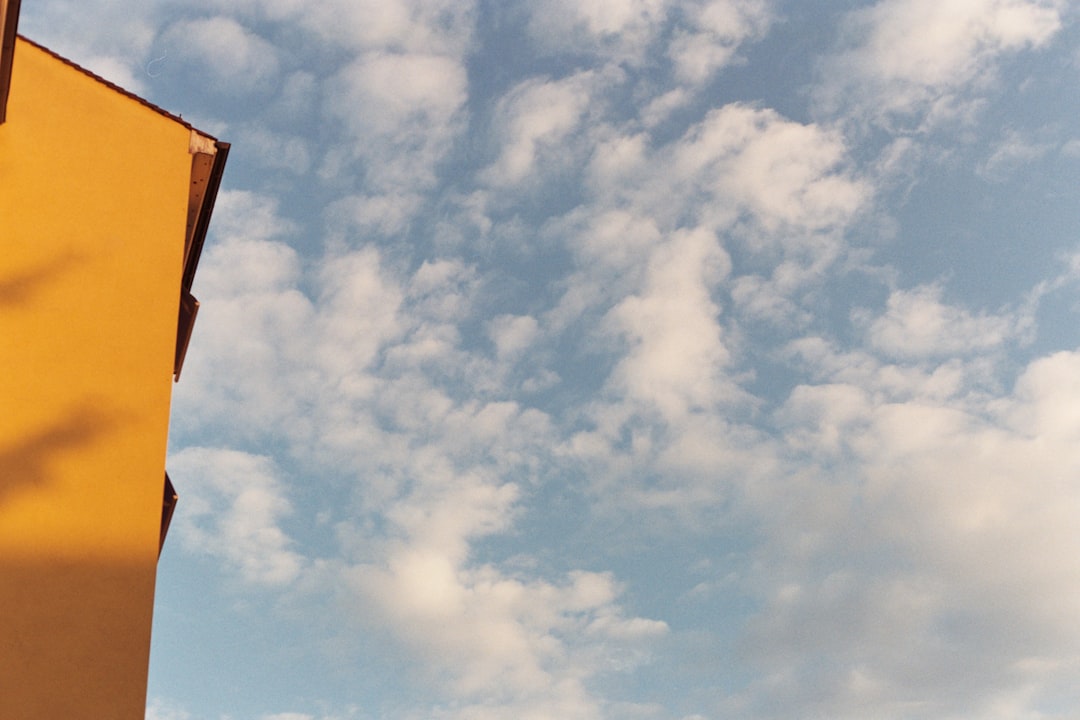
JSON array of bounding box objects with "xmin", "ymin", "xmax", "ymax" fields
[{"xmin": 0, "ymin": 2, "xmax": 228, "ymax": 716}]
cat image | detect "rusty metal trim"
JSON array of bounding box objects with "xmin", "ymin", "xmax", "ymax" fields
[
  {"xmin": 184, "ymin": 141, "xmax": 217, "ymax": 273},
  {"xmin": 0, "ymin": 0, "xmax": 21, "ymax": 124},
  {"xmin": 182, "ymin": 141, "xmax": 229, "ymax": 292},
  {"xmin": 173, "ymin": 290, "xmax": 199, "ymax": 382},
  {"xmin": 160, "ymin": 472, "xmax": 178, "ymax": 556}
]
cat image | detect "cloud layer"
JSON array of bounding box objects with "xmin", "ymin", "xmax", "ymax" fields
[{"xmin": 19, "ymin": 1, "xmax": 1080, "ymax": 719}]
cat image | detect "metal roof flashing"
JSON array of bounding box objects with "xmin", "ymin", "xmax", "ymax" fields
[
  {"xmin": 175, "ymin": 138, "xmax": 229, "ymax": 382},
  {"xmin": 0, "ymin": 0, "xmax": 20, "ymax": 124}
]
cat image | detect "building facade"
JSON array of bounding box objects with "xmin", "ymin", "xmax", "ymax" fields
[{"xmin": 0, "ymin": 2, "xmax": 227, "ymax": 716}]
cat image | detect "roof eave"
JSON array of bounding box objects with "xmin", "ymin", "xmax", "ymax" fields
[
  {"xmin": 0, "ymin": 0, "xmax": 21, "ymax": 124},
  {"xmin": 182, "ymin": 140, "xmax": 229, "ymax": 292}
]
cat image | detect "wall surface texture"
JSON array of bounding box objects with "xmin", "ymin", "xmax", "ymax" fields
[{"xmin": 0, "ymin": 37, "xmax": 191, "ymax": 719}]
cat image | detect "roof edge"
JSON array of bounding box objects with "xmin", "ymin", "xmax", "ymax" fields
[
  {"xmin": 182, "ymin": 141, "xmax": 230, "ymax": 292},
  {"xmin": 0, "ymin": 0, "xmax": 21, "ymax": 124},
  {"xmin": 15, "ymin": 33, "xmax": 218, "ymax": 140}
]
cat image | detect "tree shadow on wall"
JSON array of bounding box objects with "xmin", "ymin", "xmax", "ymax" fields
[
  {"xmin": 0, "ymin": 251, "xmax": 110, "ymax": 505},
  {"xmin": 0, "ymin": 252, "xmax": 82, "ymax": 306},
  {"xmin": 0, "ymin": 404, "xmax": 119, "ymax": 508}
]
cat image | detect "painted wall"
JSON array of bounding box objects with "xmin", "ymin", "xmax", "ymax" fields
[{"xmin": 0, "ymin": 38, "xmax": 192, "ymax": 719}]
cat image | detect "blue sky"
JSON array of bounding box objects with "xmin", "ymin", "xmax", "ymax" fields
[{"xmin": 20, "ymin": 1, "xmax": 1080, "ymax": 718}]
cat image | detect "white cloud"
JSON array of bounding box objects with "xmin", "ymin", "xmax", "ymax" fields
[
  {"xmin": 584, "ymin": 103, "xmax": 867, "ymax": 250},
  {"xmin": 325, "ymin": 51, "xmax": 468, "ymax": 194},
  {"xmin": 564, "ymin": 103, "xmax": 866, "ymax": 344},
  {"xmin": 526, "ymin": 0, "xmax": 669, "ymax": 65},
  {"xmin": 545, "ymin": 207, "xmax": 663, "ymax": 295},
  {"xmin": 668, "ymin": 0, "xmax": 771, "ymax": 84},
  {"xmin": 296, "ymin": 0, "xmax": 476, "ymax": 56},
  {"xmin": 326, "ymin": 193, "xmax": 424, "ymax": 237},
  {"xmin": 145, "ymin": 698, "xmax": 192, "ymax": 720},
  {"xmin": 784, "ymin": 336, "xmax": 987, "ymax": 405},
  {"xmin": 483, "ymin": 73, "xmax": 596, "ymax": 186},
  {"xmin": 737, "ymin": 339, "xmax": 1080, "ymax": 718},
  {"xmin": 175, "ymin": 192, "xmax": 317, "ymax": 440},
  {"xmin": 167, "ymin": 187, "xmax": 668, "ymax": 716},
  {"xmin": 541, "ymin": 101, "xmax": 869, "ymax": 518},
  {"xmin": 346, "ymin": 556, "xmax": 666, "ymax": 717},
  {"xmin": 163, "ymin": 16, "xmax": 281, "ymax": 94},
  {"xmin": 69, "ymin": 1, "xmax": 1077, "ymax": 717},
  {"xmin": 526, "ymin": 0, "xmax": 770, "ymax": 82},
  {"xmin": 173, "ymin": 191, "xmax": 411, "ymax": 452},
  {"xmin": 303, "ymin": 381, "xmax": 661, "ymax": 719},
  {"xmin": 237, "ymin": 125, "xmax": 313, "ymax": 175},
  {"xmin": 330, "ymin": 53, "xmax": 466, "ymax": 139},
  {"xmin": 315, "ymin": 246, "xmax": 406, "ymax": 378},
  {"xmin": 978, "ymin": 129, "xmax": 1054, "ymax": 181},
  {"xmin": 861, "ymin": 0, "xmax": 1060, "ymax": 86},
  {"xmin": 1002, "ymin": 351, "xmax": 1080, "ymax": 439},
  {"xmin": 862, "ymin": 284, "xmax": 1020, "ymax": 359},
  {"xmin": 779, "ymin": 382, "xmax": 873, "ymax": 456},
  {"xmin": 169, "ymin": 447, "xmax": 304, "ymax": 587},
  {"xmin": 640, "ymin": 88, "xmax": 691, "ymax": 127},
  {"xmin": 673, "ymin": 104, "xmax": 867, "ymax": 233},
  {"xmin": 608, "ymin": 226, "xmax": 733, "ymax": 421},
  {"xmin": 79, "ymin": 54, "xmax": 148, "ymax": 94},
  {"xmin": 489, "ymin": 314, "xmax": 540, "ymax": 361},
  {"xmin": 730, "ymin": 273, "xmax": 808, "ymax": 327},
  {"xmin": 271, "ymin": 70, "xmax": 319, "ymax": 121},
  {"xmin": 819, "ymin": 0, "xmax": 1064, "ymax": 125}
]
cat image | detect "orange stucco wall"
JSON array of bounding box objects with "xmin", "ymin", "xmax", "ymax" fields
[{"xmin": 0, "ymin": 38, "xmax": 192, "ymax": 719}]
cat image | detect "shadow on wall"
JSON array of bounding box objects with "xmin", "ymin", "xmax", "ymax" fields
[
  {"xmin": 0, "ymin": 403, "xmax": 119, "ymax": 507},
  {"xmin": 0, "ymin": 252, "xmax": 83, "ymax": 306},
  {"xmin": 0, "ymin": 232, "xmax": 176, "ymax": 713},
  {"xmin": 0, "ymin": 250, "xmax": 114, "ymax": 506}
]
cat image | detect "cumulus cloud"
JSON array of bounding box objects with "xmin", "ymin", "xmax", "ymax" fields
[
  {"xmin": 324, "ymin": 51, "xmax": 468, "ymax": 198},
  {"xmin": 536, "ymin": 99, "xmax": 870, "ymax": 519},
  {"xmin": 526, "ymin": 0, "xmax": 770, "ymax": 83},
  {"xmin": 326, "ymin": 192, "xmax": 425, "ymax": 237},
  {"xmin": 668, "ymin": 0, "xmax": 772, "ymax": 84},
  {"xmin": 819, "ymin": 0, "xmax": 1064, "ymax": 126},
  {"xmin": 345, "ymin": 557, "xmax": 667, "ymax": 717},
  {"xmin": 579, "ymin": 103, "xmax": 867, "ymax": 255},
  {"xmin": 483, "ymin": 72, "xmax": 596, "ymax": 187},
  {"xmin": 145, "ymin": 699, "xmax": 191, "ymax": 720},
  {"xmin": 162, "ymin": 16, "xmax": 281, "ymax": 95},
  {"xmin": 741, "ymin": 339, "xmax": 1080, "ymax": 718},
  {"xmin": 489, "ymin": 314, "xmax": 540, "ymax": 360},
  {"xmin": 169, "ymin": 447, "xmax": 304, "ymax": 586},
  {"xmin": 296, "ymin": 0, "xmax": 476, "ymax": 56},
  {"xmin": 977, "ymin": 128, "xmax": 1055, "ymax": 181},
  {"xmin": 237, "ymin": 125, "xmax": 314, "ymax": 175},
  {"xmin": 784, "ymin": 336, "xmax": 985, "ymax": 406},
  {"xmin": 608, "ymin": 227, "xmax": 733, "ymax": 420},
  {"xmin": 1002, "ymin": 351, "xmax": 1080, "ymax": 438},
  {"xmin": 173, "ymin": 192, "xmax": 317, "ymax": 441},
  {"xmin": 165, "ymin": 186, "xmax": 669, "ymax": 717},
  {"xmin": 862, "ymin": 284, "xmax": 1021, "ymax": 359},
  {"xmin": 33, "ymin": 0, "xmax": 1068, "ymax": 717},
  {"xmin": 551, "ymin": 102, "xmax": 867, "ymax": 393},
  {"xmin": 672, "ymin": 104, "xmax": 868, "ymax": 234},
  {"xmin": 526, "ymin": 0, "xmax": 670, "ymax": 65}
]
